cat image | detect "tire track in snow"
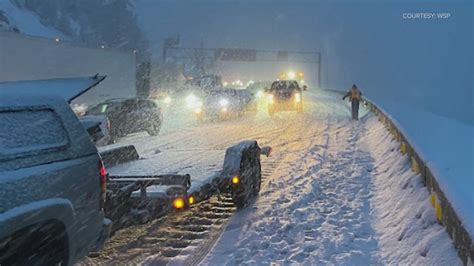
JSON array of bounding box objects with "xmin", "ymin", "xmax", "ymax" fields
[{"xmin": 202, "ymin": 116, "xmax": 381, "ymax": 265}]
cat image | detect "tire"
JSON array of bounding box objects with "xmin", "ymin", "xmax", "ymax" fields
[
  {"xmin": 147, "ymin": 123, "xmax": 162, "ymax": 136},
  {"xmin": 0, "ymin": 222, "xmax": 68, "ymax": 265},
  {"xmin": 232, "ymin": 147, "xmax": 262, "ymax": 207},
  {"xmin": 232, "ymin": 151, "xmax": 253, "ymax": 209},
  {"xmin": 252, "ymin": 157, "xmax": 262, "ymax": 196},
  {"xmin": 233, "ymin": 193, "xmax": 247, "ymax": 209}
]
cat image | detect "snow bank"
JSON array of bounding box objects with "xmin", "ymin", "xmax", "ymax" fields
[
  {"xmin": 202, "ymin": 106, "xmax": 460, "ymax": 264},
  {"xmin": 360, "ymin": 115, "xmax": 461, "ymax": 265},
  {"xmin": 371, "ymin": 100, "xmax": 474, "ymax": 240}
]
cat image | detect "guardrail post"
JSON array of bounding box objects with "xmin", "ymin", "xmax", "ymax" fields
[
  {"xmin": 400, "ymin": 142, "xmax": 407, "ymax": 155},
  {"xmin": 411, "ymin": 156, "xmax": 420, "ymax": 174}
]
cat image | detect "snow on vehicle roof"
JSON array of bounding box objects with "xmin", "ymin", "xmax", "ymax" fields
[
  {"xmin": 0, "ymin": 75, "xmax": 106, "ymax": 103},
  {"xmin": 270, "ymin": 80, "xmax": 300, "ymax": 90},
  {"xmin": 0, "ymin": 93, "xmax": 65, "ymax": 108}
]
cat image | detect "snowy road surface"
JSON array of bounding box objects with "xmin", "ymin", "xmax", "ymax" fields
[{"xmin": 113, "ymin": 90, "xmax": 459, "ymax": 265}]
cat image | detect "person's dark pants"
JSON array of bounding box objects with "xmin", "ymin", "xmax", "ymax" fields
[{"xmin": 351, "ymin": 100, "xmax": 360, "ymax": 120}]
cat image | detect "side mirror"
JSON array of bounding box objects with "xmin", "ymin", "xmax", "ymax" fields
[
  {"xmin": 264, "ymin": 87, "xmax": 269, "ymax": 92},
  {"xmin": 303, "ymin": 85, "xmax": 308, "ymax": 91}
]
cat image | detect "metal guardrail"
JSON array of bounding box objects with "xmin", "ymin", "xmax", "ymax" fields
[
  {"xmin": 324, "ymin": 89, "xmax": 472, "ymax": 263},
  {"xmin": 348, "ymin": 92, "xmax": 474, "ymax": 264}
]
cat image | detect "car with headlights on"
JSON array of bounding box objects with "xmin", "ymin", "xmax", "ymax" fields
[
  {"xmin": 86, "ymin": 98, "xmax": 163, "ymax": 142},
  {"xmin": 266, "ymin": 80, "xmax": 306, "ymax": 116},
  {"xmin": 192, "ymin": 88, "xmax": 257, "ymax": 121},
  {"xmin": 245, "ymin": 81, "xmax": 272, "ymax": 100}
]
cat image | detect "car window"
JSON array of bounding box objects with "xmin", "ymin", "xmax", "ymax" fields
[
  {"xmin": 87, "ymin": 103, "xmax": 117, "ymax": 114},
  {"xmin": 271, "ymin": 81, "xmax": 287, "ymax": 90},
  {"xmin": 0, "ymin": 109, "xmax": 68, "ymax": 160},
  {"xmin": 288, "ymin": 81, "xmax": 299, "ymax": 90}
]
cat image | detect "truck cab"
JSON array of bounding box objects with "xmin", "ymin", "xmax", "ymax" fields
[{"xmin": 0, "ymin": 77, "xmax": 110, "ymax": 265}]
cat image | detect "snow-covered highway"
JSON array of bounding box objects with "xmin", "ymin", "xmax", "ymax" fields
[{"xmin": 84, "ymin": 90, "xmax": 460, "ymax": 265}]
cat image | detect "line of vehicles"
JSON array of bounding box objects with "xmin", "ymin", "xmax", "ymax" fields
[
  {"xmin": 77, "ymin": 74, "xmax": 308, "ymax": 147},
  {"xmin": 161, "ymin": 75, "xmax": 306, "ymax": 117}
]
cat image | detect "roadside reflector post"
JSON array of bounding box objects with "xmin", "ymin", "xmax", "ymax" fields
[
  {"xmin": 431, "ymin": 190, "xmax": 436, "ymax": 208},
  {"xmin": 411, "ymin": 157, "xmax": 420, "ymax": 174},
  {"xmin": 400, "ymin": 142, "xmax": 407, "ymax": 155},
  {"xmin": 436, "ymin": 198, "xmax": 443, "ymax": 224}
]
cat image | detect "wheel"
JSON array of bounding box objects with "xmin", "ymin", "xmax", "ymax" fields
[
  {"xmin": 232, "ymin": 146, "xmax": 262, "ymax": 207},
  {"xmin": 147, "ymin": 123, "xmax": 161, "ymax": 136},
  {"xmin": 252, "ymin": 156, "xmax": 262, "ymax": 196},
  {"xmin": 232, "ymin": 150, "xmax": 253, "ymax": 209},
  {"xmin": 0, "ymin": 222, "xmax": 69, "ymax": 265}
]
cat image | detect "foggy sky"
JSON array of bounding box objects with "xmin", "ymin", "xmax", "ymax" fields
[{"xmin": 136, "ymin": 0, "xmax": 473, "ymax": 124}]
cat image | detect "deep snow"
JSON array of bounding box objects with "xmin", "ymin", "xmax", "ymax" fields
[
  {"xmin": 108, "ymin": 90, "xmax": 460, "ymax": 264},
  {"xmin": 371, "ymin": 99, "xmax": 474, "ymax": 240},
  {"xmin": 198, "ymin": 92, "xmax": 460, "ymax": 265}
]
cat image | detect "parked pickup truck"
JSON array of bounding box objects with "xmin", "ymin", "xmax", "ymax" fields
[{"xmin": 0, "ymin": 76, "xmax": 111, "ymax": 265}]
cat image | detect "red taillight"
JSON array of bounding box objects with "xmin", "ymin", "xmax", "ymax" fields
[
  {"xmin": 100, "ymin": 162, "xmax": 107, "ymax": 179},
  {"xmin": 99, "ymin": 160, "xmax": 107, "ymax": 210}
]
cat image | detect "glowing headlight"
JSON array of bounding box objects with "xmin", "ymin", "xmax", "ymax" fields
[
  {"xmin": 256, "ymin": 90, "xmax": 264, "ymax": 98},
  {"xmin": 186, "ymin": 94, "xmax": 202, "ymax": 109},
  {"xmin": 295, "ymin": 93, "xmax": 301, "ymax": 102},
  {"xmin": 163, "ymin": 96, "xmax": 172, "ymax": 104},
  {"xmin": 219, "ymin": 98, "xmax": 229, "ymax": 107},
  {"xmin": 287, "ymin": 71, "xmax": 296, "ymax": 79},
  {"xmin": 267, "ymin": 94, "xmax": 274, "ymax": 104}
]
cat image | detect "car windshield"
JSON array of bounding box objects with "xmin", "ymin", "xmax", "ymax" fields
[
  {"xmin": 1, "ymin": 0, "xmax": 471, "ymax": 265},
  {"xmin": 271, "ymin": 81, "xmax": 299, "ymax": 91}
]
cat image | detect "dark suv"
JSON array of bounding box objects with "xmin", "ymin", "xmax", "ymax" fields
[
  {"xmin": 86, "ymin": 98, "xmax": 163, "ymax": 142},
  {"xmin": 266, "ymin": 80, "xmax": 306, "ymax": 116}
]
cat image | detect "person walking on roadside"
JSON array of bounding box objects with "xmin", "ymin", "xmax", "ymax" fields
[{"xmin": 343, "ymin": 84, "xmax": 363, "ymax": 120}]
